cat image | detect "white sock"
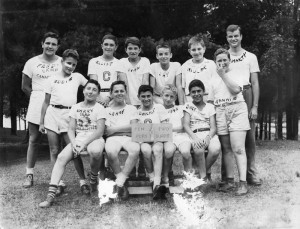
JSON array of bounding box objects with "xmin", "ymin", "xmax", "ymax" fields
[
  {"xmin": 115, "ymin": 172, "xmax": 127, "ymax": 187},
  {"xmin": 26, "ymin": 167, "xmax": 34, "ymax": 175},
  {"xmin": 148, "ymin": 172, "xmax": 155, "ymax": 182},
  {"xmin": 153, "ymin": 176, "xmax": 161, "ymax": 187},
  {"xmin": 59, "ymin": 180, "xmax": 66, "ymax": 187},
  {"xmin": 79, "ymin": 179, "xmax": 87, "ymax": 186}
]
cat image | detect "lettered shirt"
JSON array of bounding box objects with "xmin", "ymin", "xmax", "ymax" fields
[{"xmin": 138, "ymin": 104, "xmax": 169, "ymax": 124}]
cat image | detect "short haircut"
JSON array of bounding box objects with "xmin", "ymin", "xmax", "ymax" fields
[
  {"xmin": 138, "ymin": 85, "xmax": 153, "ymax": 96},
  {"xmin": 156, "ymin": 43, "xmax": 171, "ymax": 53},
  {"xmin": 188, "ymin": 79, "xmax": 205, "ymax": 92},
  {"xmin": 110, "ymin": 80, "xmax": 127, "ymax": 92},
  {"xmin": 226, "ymin": 24, "xmax": 242, "ymax": 35},
  {"xmin": 162, "ymin": 84, "xmax": 177, "ymax": 97},
  {"xmin": 62, "ymin": 49, "xmax": 79, "ymax": 61},
  {"xmin": 214, "ymin": 48, "xmax": 230, "ymax": 61},
  {"xmin": 102, "ymin": 34, "xmax": 118, "ymax": 46},
  {"xmin": 188, "ymin": 35, "xmax": 205, "ymax": 49},
  {"xmin": 84, "ymin": 79, "xmax": 101, "ymax": 93},
  {"xmin": 125, "ymin": 37, "xmax": 141, "ymax": 48},
  {"xmin": 42, "ymin": 32, "xmax": 60, "ymax": 45}
]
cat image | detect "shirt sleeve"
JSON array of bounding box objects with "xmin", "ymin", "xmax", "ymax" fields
[
  {"xmin": 208, "ymin": 103, "xmax": 216, "ymax": 116},
  {"xmin": 78, "ymin": 73, "xmax": 88, "ymax": 86},
  {"xmin": 96, "ymin": 104, "xmax": 107, "ymax": 120},
  {"xmin": 183, "ymin": 103, "xmax": 193, "ymax": 115},
  {"xmin": 69, "ymin": 104, "xmax": 77, "ymax": 119},
  {"xmin": 22, "ymin": 58, "xmax": 33, "ymax": 78},
  {"xmin": 129, "ymin": 106, "xmax": 139, "ymax": 121},
  {"xmin": 141, "ymin": 58, "xmax": 151, "ymax": 74},
  {"xmin": 249, "ymin": 53, "xmax": 260, "ymax": 73},
  {"xmin": 150, "ymin": 63, "xmax": 156, "ymax": 77},
  {"xmin": 174, "ymin": 62, "xmax": 182, "ymax": 76},
  {"xmin": 87, "ymin": 58, "xmax": 96, "ymax": 76},
  {"xmin": 158, "ymin": 105, "xmax": 169, "ymax": 122},
  {"xmin": 44, "ymin": 78, "xmax": 52, "ymax": 94}
]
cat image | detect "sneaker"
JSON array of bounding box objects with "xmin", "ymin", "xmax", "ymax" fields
[
  {"xmin": 235, "ymin": 182, "xmax": 248, "ymax": 196},
  {"xmin": 81, "ymin": 184, "xmax": 91, "ymax": 196},
  {"xmin": 160, "ymin": 186, "xmax": 168, "ymax": 200},
  {"xmin": 55, "ymin": 185, "xmax": 65, "ymax": 197},
  {"xmin": 112, "ymin": 184, "xmax": 122, "ymax": 201},
  {"xmin": 247, "ymin": 177, "xmax": 262, "ymax": 186},
  {"xmin": 206, "ymin": 173, "xmax": 212, "ymax": 183},
  {"xmin": 120, "ymin": 185, "xmax": 129, "ymax": 200},
  {"xmin": 39, "ymin": 196, "xmax": 54, "ymax": 208},
  {"xmin": 153, "ymin": 185, "xmax": 164, "ymax": 200},
  {"xmin": 23, "ymin": 174, "xmax": 33, "ymax": 188},
  {"xmin": 90, "ymin": 182, "xmax": 98, "ymax": 193},
  {"xmin": 217, "ymin": 182, "xmax": 235, "ymax": 192}
]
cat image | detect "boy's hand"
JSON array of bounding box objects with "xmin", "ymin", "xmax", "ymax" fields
[
  {"xmin": 217, "ymin": 65, "xmax": 226, "ymax": 78},
  {"xmin": 39, "ymin": 124, "xmax": 46, "ymax": 134}
]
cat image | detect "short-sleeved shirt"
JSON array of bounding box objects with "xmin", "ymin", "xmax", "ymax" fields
[
  {"xmin": 138, "ymin": 104, "xmax": 169, "ymax": 124},
  {"xmin": 22, "ymin": 56, "xmax": 62, "ymax": 92},
  {"xmin": 207, "ymin": 69, "xmax": 245, "ymax": 106},
  {"xmin": 150, "ymin": 62, "xmax": 181, "ymax": 95},
  {"xmin": 229, "ymin": 50, "xmax": 260, "ymax": 85},
  {"xmin": 69, "ymin": 102, "xmax": 106, "ymax": 140},
  {"xmin": 183, "ymin": 102, "xmax": 215, "ymax": 131},
  {"xmin": 45, "ymin": 72, "xmax": 87, "ymax": 106},
  {"xmin": 166, "ymin": 105, "xmax": 184, "ymax": 131},
  {"xmin": 180, "ymin": 58, "xmax": 216, "ymax": 96},
  {"xmin": 119, "ymin": 57, "xmax": 151, "ymax": 106},
  {"xmin": 105, "ymin": 105, "xmax": 138, "ymax": 127}
]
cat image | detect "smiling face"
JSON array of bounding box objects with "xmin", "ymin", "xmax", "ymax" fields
[
  {"xmin": 111, "ymin": 84, "xmax": 126, "ymax": 103},
  {"xmin": 162, "ymin": 89, "xmax": 176, "ymax": 107},
  {"xmin": 126, "ymin": 43, "xmax": 141, "ymax": 60},
  {"xmin": 156, "ymin": 47, "xmax": 172, "ymax": 65},
  {"xmin": 190, "ymin": 86, "xmax": 205, "ymax": 103},
  {"xmin": 227, "ymin": 29, "xmax": 242, "ymax": 48},
  {"xmin": 139, "ymin": 91, "xmax": 153, "ymax": 109},
  {"xmin": 83, "ymin": 83, "xmax": 100, "ymax": 102},
  {"xmin": 42, "ymin": 37, "xmax": 59, "ymax": 56},
  {"xmin": 215, "ymin": 53, "xmax": 230, "ymax": 71},
  {"xmin": 188, "ymin": 43, "xmax": 206, "ymax": 63},
  {"xmin": 62, "ymin": 57, "xmax": 77, "ymax": 76},
  {"xmin": 101, "ymin": 38, "xmax": 117, "ymax": 58}
]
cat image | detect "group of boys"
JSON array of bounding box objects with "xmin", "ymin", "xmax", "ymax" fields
[{"xmin": 22, "ymin": 24, "xmax": 262, "ymax": 204}]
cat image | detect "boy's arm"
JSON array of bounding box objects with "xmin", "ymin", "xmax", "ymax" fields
[
  {"xmin": 217, "ymin": 68, "xmax": 241, "ymax": 94},
  {"xmin": 21, "ymin": 74, "xmax": 32, "ymax": 98},
  {"xmin": 106, "ymin": 119, "xmax": 139, "ymax": 137},
  {"xmin": 249, "ymin": 72, "xmax": 259, "ymax": 120},
  {"xmin": 149, "ymin": 74, "xmax": 155, "ymax": 88},
  {"xmin": 68, "ymin": 117, "xmax": 77, "ymax": 147},
  {"xmin": 142, "ymin": 73, "xmax": 150, "ymax": 85},
  {"xmin": 118, "ymin": 73, "xmax": 131, "ymax": 104},
  {"xmin": 176, "ymin": 73, "xmax": 185, "ymax": 105},
  {"xmin": 81, "ymin": 118, "xmax": 105, "ymax": 147},
  {"xmin": 39, "ymin": 93, "xmax": 51, "ymax": 133}
]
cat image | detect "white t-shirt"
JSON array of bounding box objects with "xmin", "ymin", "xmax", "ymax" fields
[
  {"xmin": 119, "ymin": 57, "xmax": 151, "ymax": 105},
  {"xmin": 105, "ymin": 105, "xmax": 139, "ymax": 127},
  {"xmin": 166, "ymin": 105, "xmax": 184, "ymax": 131},
  {"xmin": 150, "ymin": 62, "xmax": 181, "ymax": 95},
  {"xmin": 180, "ymin": 58, "xmax": 216, "ymax": 96},
  {"xmin": 208, "ymin": 69, "xmax": 244, "ymax": 106},
  {"xmin": 45, "ymin": 72, "xmax": 87, "ymax": 107},
  {"xmin": 88, "ymin": 56, "xmax": 124, "ymax": 100},
  {"xmin": 183, "ymin": 102, "xmax": 215, "ymax": 131},
  {"xmin": 22, "ymin": 56, "xmax": 62, "ymax": 92},
  {"xmin": 69, "ymin": 102, "xmax": 106, "ymax": 140},
  {"xmin": 138, "ymin": 104, "xmax": 169, "ymax": 124},
  {"xmin": 229, "ymin": 50, "xmax": 260, "ymax": 85}
]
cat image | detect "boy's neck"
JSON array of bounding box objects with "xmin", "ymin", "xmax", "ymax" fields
[
  {"xmin": 160, "ymin": 62, "xmax": 170, "ymax": 71},
  {"xmin": 193, "ymin": 100, "xmax": 205, "ymax": 108},
  {"xmin": 164, "ymin": 104, "xmax": 174, "ymax": 109},
  {"xmin": 192, "ymin": 58, "xmax": 204, "ymax": 64},
  {"xmin": 41, "ymin": 53, "xmax": 57, "ymax": 62},
  {"xmin": 142, "ymin": 103, "xmax": 153, "ymax": 111},
  {"xmin": 83, "ymin": 100, "xmax": 96, "ymax": 107},
  {"xmin": 111, "ymin": 100, "xmax": 126, "ymax": 109},
  {"xmin": 229, "ymin": 46, "xmax": 244, "ymax": 55},
  {"xmin": 128, "ymin": 56, "xmax": 140, "ymax": 63},
  {"xmin": 102, "ymin": 54, "xmax": 114, "ymax": 61},
  {"xmin": 61, "ymin": 71, "xmax": 71, "ymax": 78}
]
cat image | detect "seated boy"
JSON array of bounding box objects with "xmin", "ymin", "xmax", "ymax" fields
[{"xmin": 105, "ymin": 81, "xmax": 140, "ymax": 200}]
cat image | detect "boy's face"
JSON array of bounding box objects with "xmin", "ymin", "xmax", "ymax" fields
[
  {"xmin": 83, "ymin": 83, "xmax": 99, "ymax": 102},
  {"xmin": 215, "ymin": 53, "xmax": 230, "ymax": 70},
  {"xmin": 190, "ymin": 86, "xmax": 204, "ymax": 103},
  {"xmin": 162, "ymin": 90, "xmax": 176, "ymax": 107},
  {"xmin": 156, "ymin": 48, "xmax": 172, "ymax": 64},
  {"xmin": 62, "ymin": 57, "xmax": 77, "ymax": 76},
  {"xmin": 188, "ymin": 43, "xmax": 206, "ymax": 62},
  {"xmin": 42, "ymin": 37, "xmax": 59, "ymax": 56},
  {"xmin": 139, "ymin": 91, "xmax": 153, "ymax": 108},
  {"xmin": 126, "ymin": 43, "xmax": 141, "ymax": 59},
  {"xmin": 101, "ymin": 39, "xmax": 117, "ymax": 56},
  {"xmin": 111, "ymin": 84, "xmax": 126, "ymax": 103},
  {"xmin": 226, "ymin": 30, "xmax": 242, "ymax": 48}
]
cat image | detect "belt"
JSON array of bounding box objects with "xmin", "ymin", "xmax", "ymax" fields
[
  {"xmin": 243, "ymin": 84, "xmax": 251, "ymax": 90},
  {"xmin": 51, "ymin": 104, "xmax": 72, "ymax": 109},
  {"xmin": 100, "ymin": 88, "xmax": 110, "ymax": 92},
  {"xmin": 193, "ymin": 128, "xmax": 210, "ymax": 133},
  {"xmin": 215, "ymin": 101, "xmax": 241, "ymax": 108}
]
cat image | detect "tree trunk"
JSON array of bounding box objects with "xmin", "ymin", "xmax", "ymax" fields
[
  {"xmin": 277, "ymin": 72, "xmax": 283, "ymax": 140},
  {"xmin": 268, "ymin": 110, "xmax": 271, "ymax": 140},
  {"xmin": 9, "ymin": 92, "xmax": 17, "ymax": 135},
  {"xmin": 264, "ymin": 111, "xmax": 268, "ymax": 140},
  {"xmin": 0, "ymin": 0, "xmax": 4, "ymax": 128},
  {"xmin": 259, "ymin": 107, "xmax": 264, "ymax": 140}
]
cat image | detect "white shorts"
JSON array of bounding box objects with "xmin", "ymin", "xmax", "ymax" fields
[
  {"xmin": 216, "ymin": 102, "xmax": 250, "ymax": 135},
  {"xmin": 74, "ymin": 137, "xmax": 105, "ymax": 156},
  {"xmin": 26, "ymin": 91, "xmax": 45, "ymax": 125},
  {"xmin": 186, "ymin": 130, "xmax": 220, "ymax": 150},
  {"xmin": 106, "ymin": 135, "xmax": 132, "ymax": 148},
  {"xmin": 44, "ymin": 106, "xmax": 70, "ymax": 134},
  {"xmin": 173, "ymin": 132, "xmax": 190, "ymax": 148}
]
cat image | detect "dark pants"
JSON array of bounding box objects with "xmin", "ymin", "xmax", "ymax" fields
[{"xmin": 221, "ymin": 87, "xmax": 259, "ymax": 181}]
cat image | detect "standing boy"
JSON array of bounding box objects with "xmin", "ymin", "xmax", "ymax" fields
[
  {"xmin": 226, "ymin": 25, "xmax": 262, "ymax": 186},
  {"xmin": 119, "ymin": 37, "xmax": 151, "ymax": 106},
  {"xmin": 150, "ymin": 43, "xmax": 181, "ymax": 104},
  {"xmin": 179, "ymin": 36, "xmax": 217, "ymax": 104}
]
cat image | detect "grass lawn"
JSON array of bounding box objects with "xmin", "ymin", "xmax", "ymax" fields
[{"xmin": 0, "ymin": 140, "xmax": 300, "ymax": 229}]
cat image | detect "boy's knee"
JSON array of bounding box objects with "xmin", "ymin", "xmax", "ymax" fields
[
  {"xmin": 181, "ymin": 151, "xmax": 192, "ymax": 160},
  {"xmin": 89, "ymin": 150, "xmax": 102, "ymax": 160},
  {"xmin": 233, "ymin": 148, "xmax": 245, "ymax": 155},
  {"xmin": 164, "ymin": 150, "xmax": 174, "ymax": 159}
]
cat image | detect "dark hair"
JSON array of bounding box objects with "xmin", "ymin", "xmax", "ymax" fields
[
  {"xmin": 214, "ymin": 48, "xmax": 230, "ymax": 61},
  {"xmin": 188, "ymin": 79, "xmax": 205, "ymax": 92},
  {"xmin": 110, "ymin": 80, "xmax": 127, "ymax": 92},
  {"xmin": 156, "ymin": 43, "xmax": 171, "ymax": 53},
  {"xmin": 62, "ymin": 49, "xmax": 79, "ymax": 61},
  {"xmin": 42, "ymin": 32, "xmax": 60, "ymax": 45},
  {"xmin": 125, "ymin": 37, "xmax": 141, "ymax": 48},
  {"xmin": 102, "ymin": 34, "xmax": 118, "ymax": 46},
  {"xmin": 226, "ymin": 24, "xmax": 242, "ymax": 35},
  {"xmin": 84, "ymin": 79, "xmax": 101, "ymax": 93},
  {"xmin": 138, "ymin": 85, "xmax": 153, "ymax": 96},
  {"xmin": 188, "ymin": 35, "xmax": 205, "ymax": 49}
]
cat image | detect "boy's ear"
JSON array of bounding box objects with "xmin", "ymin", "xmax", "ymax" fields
[
  {"xmin": 170, "ymin": 53, "xmax": 173, "ymax": 59},
  {"xmin": 188, "ymin": 48, "xmax": 191, "ymax": 55}
]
